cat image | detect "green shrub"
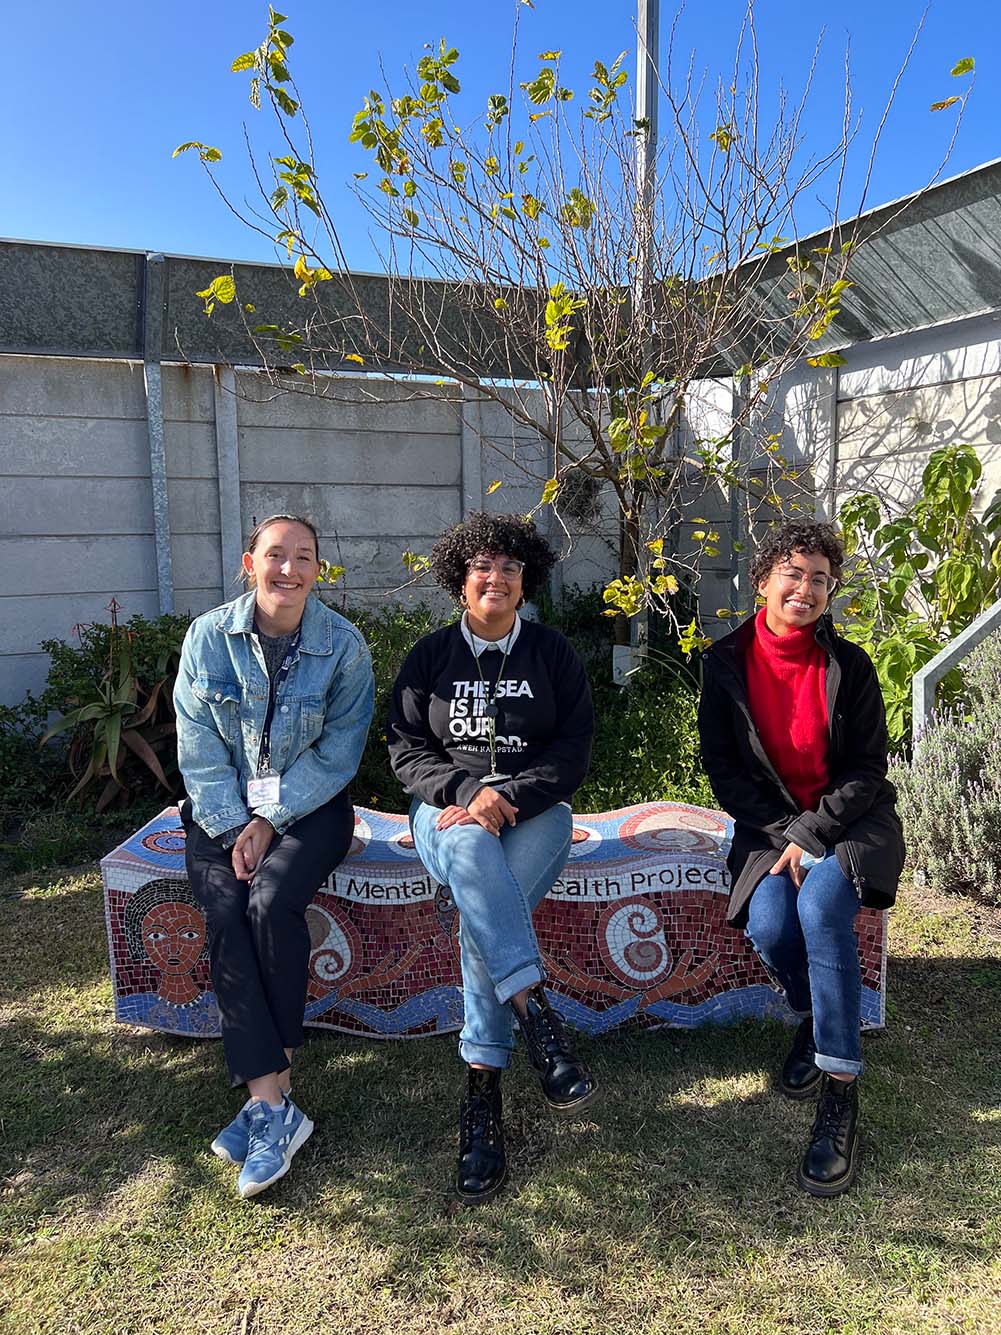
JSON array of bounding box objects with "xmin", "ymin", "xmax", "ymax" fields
[
  {"xmin": 38, "ymin": 611, "xmax": 191, "ymax": 811},
  {"xmin": 39, "ymin": 613, "xmax": 192, "ymax": 715},
  {"xmin": 0, "ymin": 695, "xmax": 69, "ymax": 836},
  {"xmin": 891, "ymin": 632, "xmax": 1001, "ymax": 903}
]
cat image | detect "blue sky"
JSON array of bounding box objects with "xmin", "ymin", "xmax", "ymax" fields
[{"xmin": 5, "ymin": 1, "xmax": 999, "ymax": 268}]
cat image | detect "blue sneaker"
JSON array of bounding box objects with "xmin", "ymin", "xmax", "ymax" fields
[
  {"xmin": 211, "ymin": 1098, "xmax": 254, "ymax": 1165},
  {"xmin": 237, "ymin": 1098, "xmax": 314, "ymax": 1199}
]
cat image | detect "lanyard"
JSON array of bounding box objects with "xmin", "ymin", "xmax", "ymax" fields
[
  {"xmin": 256, "ymin": 628, "xmax": 301, "ymax": 775},
  {"xmin": 471, "ymin": 625, "xmax": 515, "ymax": 778}
]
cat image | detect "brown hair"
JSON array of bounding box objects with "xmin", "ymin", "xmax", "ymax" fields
[{"xmin": 241, "ymin": 513, "xmax": 320, "ymax": 586}]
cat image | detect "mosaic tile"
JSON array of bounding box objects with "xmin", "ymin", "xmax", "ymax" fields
[{"xmin": 101, "ymin": 804, "xmax": 887, "ymax": 1040}]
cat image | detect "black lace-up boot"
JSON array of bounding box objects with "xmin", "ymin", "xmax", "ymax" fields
[
  {"xmin": 798, "ymin": 1074, "xmax": 860, "ymax": 1197},
  {"xmin": 780, "ymin": 1017, "xmax": 822, "ymax": 1100},
  {"xmin": 455, "ymin": 1068, "xmax": 507, "ymax": 1205},
  {"xmin": 516, "ymin": 985, "xmax": 598, "ymax": 1114}
]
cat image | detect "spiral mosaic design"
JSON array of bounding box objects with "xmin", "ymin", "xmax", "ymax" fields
[
  {"xmin": 598, "ymin": 897, "xmax": 673, "ymax": 987},
  {"xmin": 306, "ymin": 903, "xmax": 360, "ymax": 991},
  {"xmin": 619, "ymin": 804, "xmax": 726, "ymax": 855}
]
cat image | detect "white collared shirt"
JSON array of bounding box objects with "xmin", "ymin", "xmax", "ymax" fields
[{"xmin": 460, "ymin": 610, "xmax": 522, "ymax": 658}]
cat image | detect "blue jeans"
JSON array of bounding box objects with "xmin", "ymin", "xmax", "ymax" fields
[
  {"xmin": 410, "ymin": 799, "xmax": 572, "ymax": 1069},
  {"xmin": 746, "ymin": 850, "xmax": 864, "ymax": 1077}
]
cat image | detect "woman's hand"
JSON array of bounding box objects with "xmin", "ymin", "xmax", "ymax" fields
[
  {"xmin": 436, "ymin": 804, "xmax": 477, "ymax": 831},
  {"xmin": 771, "ymin": 842, "xmax": 807, "ymax": 888},
  {"xmin": 466, "ymin": 786, "xmax": 519, "ymax": 836},
  {"xmin": 232, "ymin": 816, "xmax": 276, "ymax": 880}
]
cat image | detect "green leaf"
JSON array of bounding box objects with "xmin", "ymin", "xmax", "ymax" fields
[
  {"xmin": 540, "ymin": 477, "xmax": 560, "ymax": 506},
  {"xmin": 403, "ymin": 208, "xmax": 419, "ymax": 227},
  {"xmin": 172, "ymin": 141, "xmax": 222, "ymax": 163},
  {"xmin": 708, "ymin": 125, "xmax": 734, "ymax": 152},
  {"xmin": 231, "ymin": 52, "xmax": 257, "ymax": 73},
  {"xmin": 806, "ymin": 352, "xmax": 848, "ymax": 368},
  {"xmin": 951, "ymin": 57, "xmax": 975, "ymax": 76},
  {"xmin": 273, "ymin": 87, "xmax": 299, "ymax": 117},
  {"xmin": 271, "ymin": 185, "xmax": 288, "ymax": 211}
]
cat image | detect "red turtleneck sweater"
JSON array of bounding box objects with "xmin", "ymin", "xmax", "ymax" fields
[{"xmin": 745, "ymin": 606, "xmax": 829, "ymax": 813}]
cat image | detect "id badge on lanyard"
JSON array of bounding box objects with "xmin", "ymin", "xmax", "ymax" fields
[
  {"xmin": 250, "ymin": 629, "xmax": 300, "ymax": 810},
  {"xmin": 247, "ymin": 771, "xmax": 280, "ymax": 807}
]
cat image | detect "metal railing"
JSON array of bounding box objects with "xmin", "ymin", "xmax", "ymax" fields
[{"xmin": 911, "ymin": 596, "xmax": 1001, "ymax": 738}]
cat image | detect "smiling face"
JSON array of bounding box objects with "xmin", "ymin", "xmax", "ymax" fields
[
  {"xmin": 242, "ymin": 520, "xmax": 320, "ymax": 625},
  {"xmin": 758, "ymin": 548, "xmax": 835, "ymax": 635},
  {"xmin": 462, "ymin": 551, "xmax": 524, "ymax": 635}
]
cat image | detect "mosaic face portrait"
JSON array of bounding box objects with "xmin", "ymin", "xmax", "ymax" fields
[{"xmin": 124, "ymin": 878, "xmax": 208, "ymax": 1006}]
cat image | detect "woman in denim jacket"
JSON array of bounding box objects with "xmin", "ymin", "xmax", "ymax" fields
[{"xmin": 174, "ymin": 514, "xmax": 374, "ymax": 1198}]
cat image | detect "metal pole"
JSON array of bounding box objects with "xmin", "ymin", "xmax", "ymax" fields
[
  {"xmin": 635, "ymin": 0, "xmax": 660, "ymax": 305},
  {"xmin": 142, "ymin": 252, "xmax": 174, "ymax": 614},
  {"xmin": 629, "ymin": 0, "xmax": 659, "ymax": 663}
]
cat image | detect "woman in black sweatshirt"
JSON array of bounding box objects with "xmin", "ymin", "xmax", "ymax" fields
[{"xmin": 388, "ymin": 512, "xmax": 596, "ymax": 1205}]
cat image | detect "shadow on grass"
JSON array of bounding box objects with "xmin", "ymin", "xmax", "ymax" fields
[{"xmin": 2, "ymin": 872, "xmax": 999, "ymax": 1309}]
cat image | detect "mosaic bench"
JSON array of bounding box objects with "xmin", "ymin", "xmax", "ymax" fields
[{"xmin": 102, "ymin": 804, "xmax": 887, "ymax": 1041}]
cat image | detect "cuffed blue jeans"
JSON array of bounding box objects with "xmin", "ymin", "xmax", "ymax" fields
[
  {"xmin": 410, "ymin": 798, "xmax": 572, "ymax": 1069},
  {"xmin": 746, "ymin": 850, "xmax": 864, "ymax": 1077}
]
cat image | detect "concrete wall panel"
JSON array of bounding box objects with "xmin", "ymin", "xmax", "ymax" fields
[
  {"xmin": 165, "ymin": 479, "xmax": 221, "ymax": 536},
  {"xmin": 0, "ymin": 536, "xmax": 156, "ymax": 595},
  {"xmin": 170, "ymin": 534, "xmax": 224, "ymax": 596},
  {"xmin": 0, "ymin": 415, "xmax": 149, "ymax": 477},
  {"xmin": 164, "ymin": 421, "xmax": 219, "ymax": 479},
  {"xmin": 239, "ymin": 482, "xmax": 460, "ymax": 539},
  {"xmin": 0, "ymin": 477, "xmax": 152, "ymax": 537},
  {"xmin": 162, "ymin": 365, "xmax": 217, "ymax": 423},
  {"xmin": 0, "ymin": 355, "xmax": 147, "ymax": 418},
  {"xmin": 1, "ymin": 654, "xmax": 51, "ymax": 704},
  {"xmin": 3, "ymin": 590, "xmax": 161, "ymax": 656},
  {"xmin": 237, "ymin": 428, "xmax": 461, "ymax": 486},
  {"xmin": 234, "ymin": 374, "xmax": 461, "ymax": 433}
]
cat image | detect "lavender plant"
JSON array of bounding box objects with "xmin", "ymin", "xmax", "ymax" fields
[{"xmin": 891, "ymin": 632, "xmax": 1001, "ymax": 901}]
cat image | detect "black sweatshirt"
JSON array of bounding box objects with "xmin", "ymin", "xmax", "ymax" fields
[{"xmin": 387, "ymin": 620, "xmax": 594, "ymax": 821}]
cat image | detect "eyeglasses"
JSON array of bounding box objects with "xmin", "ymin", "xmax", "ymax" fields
[
  {"xmin": 777, "ymin": 566, "xmax": 838, "ymax": 595},
  {"xmin": 467, "ymin": 557, "xmax": 525, "ymax": 579}
]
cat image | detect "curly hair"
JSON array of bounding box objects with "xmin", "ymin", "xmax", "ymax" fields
[
  {"xmin": 749, "ymin": 520, "xmax": 845, "ymax": 589},
  {"xmin": 430, "ymin": 512, "xmax": 557, "ymax": 602}
]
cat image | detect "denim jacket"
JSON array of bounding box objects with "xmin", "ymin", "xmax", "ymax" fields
[{"xmin": 173, "ymin": 590, "xmax": 374, "ymax": 838}]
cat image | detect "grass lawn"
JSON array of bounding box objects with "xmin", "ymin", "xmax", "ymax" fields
[{"xmin": 1, "ymin": 867, "xmax": 999, "ymax": 1335}]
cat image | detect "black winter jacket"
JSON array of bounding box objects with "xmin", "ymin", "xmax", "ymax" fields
[{"xmin": 697, "ymin": 613, "xmax": 905, "ymax": 927}]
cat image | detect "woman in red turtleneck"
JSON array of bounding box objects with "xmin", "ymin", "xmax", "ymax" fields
[{"xmin": 698, "ymin": 522, "xmax": 904, "ymax": 1199}]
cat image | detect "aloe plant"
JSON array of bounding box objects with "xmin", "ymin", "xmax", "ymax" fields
[{"xmin": 40, "ymin": 602, "xmax": 178, "ymax": 811}]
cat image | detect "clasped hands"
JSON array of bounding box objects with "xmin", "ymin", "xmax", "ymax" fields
[
  {"xmin": 232, "ymin": 815, "xmax": 276, "ymax": 880},
  {"xmin": 436, "ymin": 786, "xmax": 518, "ymax": 836}
]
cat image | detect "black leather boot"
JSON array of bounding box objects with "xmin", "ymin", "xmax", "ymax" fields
[
  {"xmin": 455, "ymin": 1068, "xmax": 507, "ymax": 1205},
  {"xmin": 516, "ymin": 985, "xmax": 598, "ymax": 1114},
  {"xmin": 798, "ymin": 1074, "xmax": 860, "ymax": 1197},
  {"xmin": 780, "ymin": 1017, "xmax": 822, "ymax": 1100}
]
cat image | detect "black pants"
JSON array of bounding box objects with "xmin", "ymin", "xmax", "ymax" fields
[{"xmin": 182, "ymin": 791, "xmax": 354, "ymax": 1087}]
